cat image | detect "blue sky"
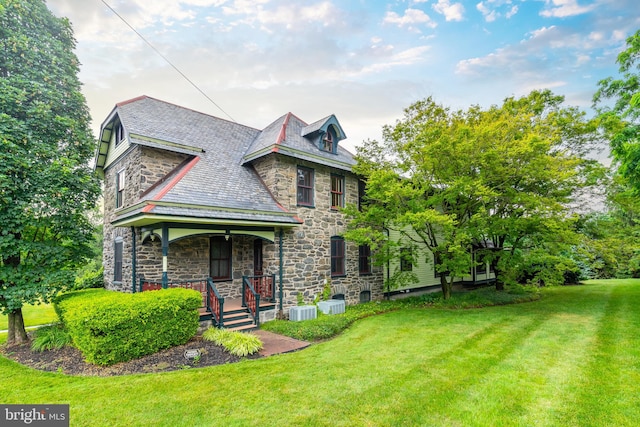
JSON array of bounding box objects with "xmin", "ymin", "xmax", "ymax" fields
[{"xmin": 47, "ymin": 0, "xmax": 639, "ymax": 154}]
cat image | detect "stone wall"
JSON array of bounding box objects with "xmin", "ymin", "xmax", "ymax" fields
[
  {"xmin": 102, "ymin": 144, "xmax": 190, "ymax": 291},
  {"xmin": 253, "ymin": 154, "xmax": 384, "ymax": 313},
  {"xmin": 136, "ymin": 234, "xmax": 260, "ymax": 301}
]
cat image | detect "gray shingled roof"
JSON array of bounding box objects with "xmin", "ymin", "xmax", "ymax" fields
[
  {"xmin": 105, "ymin": 96, "xmax": 355, "ymax": 226},
  {"xmin": 113, "ymin": 96, "xmax": 300, "ymax": 225},
  {"xmin": 242, "ymin": 113, "xmax": 356, "ymax": 171}
]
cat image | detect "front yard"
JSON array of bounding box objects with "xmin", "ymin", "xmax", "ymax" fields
[{"xmin": 1, "ymin": 279, "xmax": 639, "ymax": 426}]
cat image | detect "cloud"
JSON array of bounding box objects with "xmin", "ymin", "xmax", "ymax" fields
[
  {"xmin": 383, "ymin": 8, "xmax": 437, "ymax": 29},
  {"xmin": 432, "ymin": 0, "xmax": 465, "ymax": 22},
  {"xmin": 221, "ymin": 0, "xmax": 343, "ymax": 31},
  {"xmin": 540, "ymin": 0, "xmax": 597, "ymax": 18},
  {"xmin": 476, "ymin": 1, "xmax": 519, "ymax": 22}
]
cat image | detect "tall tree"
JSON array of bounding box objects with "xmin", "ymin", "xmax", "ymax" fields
[
  {"xmin": 594, "ymin": 29, "xmax": 640, "ymax": 192},
  {"xmin": 0, "ymin": 0, "xmax": 99, "ymax": 345},
  {"xmin": 345, "ymin": 91, "xmax": 600, "ymax": 297}
]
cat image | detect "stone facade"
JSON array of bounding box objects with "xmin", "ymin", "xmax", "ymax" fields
[
  {"xmin": 103, "ymin": 142, "xmax": 383, "ymax": 316},
  {"xmin": 253, "ymin": 155, "xmax": 384, "ymax": 312},
  {"xmin": 104, "ymin": 132, "xmax": 383, "ymax": 320},
  {"xmin": 103, "ymin": 144, "xmax": 189, "ymax": 291}
]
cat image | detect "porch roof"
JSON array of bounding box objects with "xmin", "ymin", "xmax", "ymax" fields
[{"xmin": 112, "ymin": 200, "xmax": 303, "ymax": 228}]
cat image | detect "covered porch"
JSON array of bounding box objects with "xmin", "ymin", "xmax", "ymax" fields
[
  {"xmin": 113, "ymin": 213, "xmax": 300, "ymax": 329},
  {"xmin": 137, "ymin": 276, "xmax": 278, "ymax": 330}
]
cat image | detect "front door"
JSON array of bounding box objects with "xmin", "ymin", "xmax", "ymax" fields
[{"xmin": 253, "ymin": 239, "xmax": 263, "ymax": 277}]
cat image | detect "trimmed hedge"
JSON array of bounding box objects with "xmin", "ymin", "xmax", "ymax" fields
[{"xmin": 54, "ymin": 288, "xmax": 202, "ymax": 366}]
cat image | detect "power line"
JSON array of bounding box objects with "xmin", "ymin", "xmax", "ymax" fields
[{"xmin": 100, "ymin": 0, "xmax": 236, "ymax": 122}]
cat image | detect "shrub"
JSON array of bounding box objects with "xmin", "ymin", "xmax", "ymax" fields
[
  {"xmin": 31, "ymin": 324, "xmax": 72, "ymax": 352},
  {"xmin": 202, "ymin": 328, "xmax": 263, "ymax": 357},
  {"xmin": 56, "ymin": 288, "xmax": 202, "ymax": 365},
  {"xmin": 73, "ymin": 265, "xmax": 104, "ymax": 290}
]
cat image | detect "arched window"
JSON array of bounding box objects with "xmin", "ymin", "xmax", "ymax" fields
[{"xmin": 322, "ymin": 128, "xmax": 334, "ymax": 152}]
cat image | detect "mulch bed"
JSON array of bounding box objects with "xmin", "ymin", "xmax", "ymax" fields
[{"xmin": 1, "ymin": 335, "xmax": 261, "ymax": 376}]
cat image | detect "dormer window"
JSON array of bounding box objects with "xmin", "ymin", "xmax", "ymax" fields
[
  {"xmin": 114, "ymin": 121, "xmax": 125, "ymax": 146},
  {"xmin": 322, "ymin": 130, "xmax": 334, "ymax": 153}
]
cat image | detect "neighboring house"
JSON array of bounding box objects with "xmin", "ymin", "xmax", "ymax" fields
[
  {"xmin": 95, "ymin": 96, "xmax": 384, "ymax": 327},
  {"xmin": 385, "ymin": 228, "xmax": 496, "ymax": 295}
]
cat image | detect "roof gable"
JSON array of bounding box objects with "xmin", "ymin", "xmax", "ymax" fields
[{"xmin": 242, "ymin": 113, "xmax": 355, "ymax": 171}]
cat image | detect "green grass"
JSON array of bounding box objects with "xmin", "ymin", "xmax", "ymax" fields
[
  {"xmin": 263, "ymin": 285, "xmax": 539, "ymax": 341},
  {"xmin": 1, "ymin": 280, "xmax": 639, "ymax": 426},
  {"xmin": 0, "ymin": 303, "xmax": 58, "ymax": 331}
]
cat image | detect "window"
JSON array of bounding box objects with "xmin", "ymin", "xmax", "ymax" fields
[
  {"xmin": 331, "ymin": 174, "xmax": 345, "ymax": 209},
  {"xmin": 114, "ymin": 121, "xmax": 125, "ymax": 146},
  {"xmin": 210, "ymin": 237, "xmax": 232, "ymax": 280},
  {"xmin": 400, "ymin": 247, "xmax": 412, "ymax": 272},
  {"xmin": 115, "ymin": 170, "xmax": 125, "ymax": 209},
  {"xmin": 297, "ymin": 167, "xmax": 314, "ymax": 206},
  {"xmin": 433, "ymin": 252, "xmax": 450, "ymax": 278},
  {"xmin": 322, "ymin": 130, "xmax": 334, "ymax": 152},
  {"xmin": 114, "ymin": 237, "xmax": 123, "ymax": 282},
  {"xmin": 331, "ymin": 236, "xmax": 345, "ymax": 277},
  {"xmin": 359, "ymin": 244, "xmax": 371, "ymax": 275}
]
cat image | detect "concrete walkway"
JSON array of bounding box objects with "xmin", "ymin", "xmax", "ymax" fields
[{"xmin": 253, "ymin": 330, "xmax": 310, "ymax": 357}]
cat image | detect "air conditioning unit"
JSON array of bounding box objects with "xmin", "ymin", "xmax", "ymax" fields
[
  {"xmin": 289, "ymin": 305, "xmax": 317, "ymax": 321},
  {"xmin": 317, "ymin": 299, "xmax": 345, "ymax": 315}
]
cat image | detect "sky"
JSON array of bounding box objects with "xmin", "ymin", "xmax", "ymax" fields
[{"xmin": 46, "ymin": 0, "xmax": 640, "ymax": 155}]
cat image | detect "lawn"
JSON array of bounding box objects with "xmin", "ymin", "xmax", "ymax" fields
[
  {"xmin": 1, "ymin": 279, "xmax": 639, "ymax": 426},
  {"xmin": 0, "ymin": 303, "xmax": 58, "ymax": 331}
]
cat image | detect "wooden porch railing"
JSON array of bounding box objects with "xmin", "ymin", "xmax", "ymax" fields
[
  {"xmin": 139, "ymin": 278, "xmax": 208, "ymax": 303},
  {"xmin": 244, "ymin": 274, "xmax": 276, "ymax": 303},
  {"xmin": 206, "ymin": 278, "xmax": 224, "ymax": 328},
  {"xmin": 242, "ymin": 277, "xmax": 261, "ymax": 329}
]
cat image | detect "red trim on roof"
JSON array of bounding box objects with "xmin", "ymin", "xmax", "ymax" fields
[
  {"xmin": 154, "ymin": 156, "xmax": 200, "ymax": 201},
  {"xmin": 116, "ymin": 95, "xmax": 148, "ymax": 107},
  {"xmin": 276, "ymin": 113, "xmax": 291, "ymax": 145},
  {"xmin": 140, "ymin": 156, "xmax": 200, "ymax": 213},
  {"xmin": 142, "ymin": 203, "xmax": 155, "ymax": 213}
]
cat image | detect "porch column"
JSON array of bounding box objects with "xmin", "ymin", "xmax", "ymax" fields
[
  {"xmin": 278, "ymin": 228, "xmax": 284, "ymax": 312},
  {"xmin": 162, "ymin": 225, "xmax": 169, "ymax": 288}
]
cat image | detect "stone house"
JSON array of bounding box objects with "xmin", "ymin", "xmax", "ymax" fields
[{"xmin": 95, "ymin": 96, "xmax": 384, "ymax": 328}]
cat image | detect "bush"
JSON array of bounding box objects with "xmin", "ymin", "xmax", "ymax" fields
[
  {"xmin": 73, "ymin": 265, "xmax": 104, "ymax": 290},
  {"xmin": 31, "ymin": 323, "xmax": 72, "ymax": 352},
  {"xmin": 202, "ymin": 328, "xmax": 263, "ymax": 357},
  {"xmin": 55, "ymin": 288, "xmax": 202, "ymax": 365}
]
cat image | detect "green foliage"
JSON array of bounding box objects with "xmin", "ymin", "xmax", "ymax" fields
[
  {"xmin": 345, "ymin": 90, "xmax": 600, "ymax": 295},
  {"xmin": 296, "ymin": 292, "xmax": 305, "ymax": 306},
  {"xmin": 30, "ymin": 323, "xmax": 71, "ymax": 352},
  {"xmin": 73, "ymin": 265, "xmax": 104, "ymax": 290},
  {"xmin": 594, "ymin": 29, "xmax": 640, "ymax": 192},
  {"xmin": 0, "ymin": 0, "xmax": 100, "ymax": 344},
  {"xmin": 55, "ymin": 288, "xmax": 201, "ymax": 366},
  {"xmin": 202, "ymin": 328, "xmax": 263, "ymax": 357},
  {"xmin": 321, "ymin": 279, "xmax": 332, "ymax": 301}
]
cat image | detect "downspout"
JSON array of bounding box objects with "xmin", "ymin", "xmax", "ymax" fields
[
  {"xmin": 131, "ymin": 226, "xmax": 137, "ymax": 293},
  {"xmin": 384, "ymin": 226, "xmax": 390, "ymax": 300},
  {"xmin": 161, "ymin": 224, "xmax": 169, "ymax": 288},
  {"xmin": 279, "ymin": 228, "xmax": 284, "ymax": 314}
]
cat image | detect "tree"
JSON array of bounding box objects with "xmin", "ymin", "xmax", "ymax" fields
[
  {"xmin": 594, "ymin": 29, "xmax": 640, "ymax": 192},
  {"xmin": 0, "ymin": 0, "xmax": 99, "ymax": 345},
  {"xmin": 345, "ymin": 91, "xmax": 600, "ymax": 297}
]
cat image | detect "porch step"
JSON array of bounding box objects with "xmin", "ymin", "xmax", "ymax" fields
[{"xmin": 199, "ymin": 299, "xmax": 277, "ymax": 331}]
